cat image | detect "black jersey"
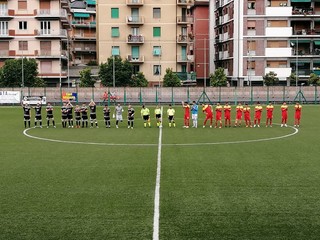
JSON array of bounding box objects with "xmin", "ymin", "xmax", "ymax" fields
[
  {"xmin": 75, "ymin": 108, "xmax": 81, "ymax": 117},
  {"xmin": 61, "ymin": 106, "xmax": 68, "ymax": 117},
  {"xmin": 103, "ymin": 107, "xmax": 111, "ymax": 118},
  {"xmin": 67, "ymin": 105, "xmax": 73, "ymax": 116},
  {"xmin": 81, "ymin": 106, "xmax": 88, "ymax": 117},
  {"xmin": 23, "ymin": 106, "xmax": 31, "ymax": 117},
  {"xmin": 35, "ymin": 105, "xmax": 42, "ymax": 117},
  {"xmin": 46, "ymin": 106, "xmax": 53, "ymax": 116},
  {"xmin": 89, "ymin": 105, "xmax": 96, "ymax": 115},
  {"xmin": 128, "ymin": 108, "xmax": 135, "ymax": 118}
]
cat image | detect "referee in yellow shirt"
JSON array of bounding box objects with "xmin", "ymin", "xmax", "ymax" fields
[{"xmin": 167, "ymin": 104, "xmax": 176, "ymax": 128}]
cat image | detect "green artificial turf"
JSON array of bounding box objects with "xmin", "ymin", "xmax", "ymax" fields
[{"xmin": 0, "ymin": 104, "xmax": 320, "ymax": 239}]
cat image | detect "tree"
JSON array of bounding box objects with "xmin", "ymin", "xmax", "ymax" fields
[
  {"xmin": 163, "ymin": 68, "xmax": 181, "ymax": 87},
  {"xmin": 99, "ymin": 56, "xmax": 133, "ymax": 87},
  {"xmin": 308, "ymin": 73, "xmax": 320, "ymax": 86},
  {"xmin": 79, "ymin": 67, "xmax": 95, "ymax": 87},
  {"xmin": 288, "ymin": 73, "xmax": 298, "ymax": 86},
  {"xmin": 130, "ymin": 72, "xmax": 148, "ymax": 87},
  {"xmin": 0, "ymin": 58, "xmax": 39, "ymax": 87},
  {"xmin": 33, "ymin": 77, "xmax": 46, "ymax": 87},
  {"xmin": 209, "ymin": 67, "xmax": 227, "ymax": 87},
  {"xmin": 263, "ymin": 71, "xmax": 279, "ymax": 86}
]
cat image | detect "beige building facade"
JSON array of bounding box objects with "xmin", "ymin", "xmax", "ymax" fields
[
  {"xmin": 97, "ymin": 0, "xmax": 195, "ymax": 86},
  {"xmin": 0, "ymin": 0, "xmax": 70, "ymax": 86}
]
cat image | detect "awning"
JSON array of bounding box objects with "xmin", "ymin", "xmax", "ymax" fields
[
  {"xmin": 74, "ymin": 13, "xmax": 90, "ymax": 18},
  {"xmin": 86, "ymin": 0, "xmax": 96, "ymax": 5},
  {"xmin": 291, "ymin": 0, "xmax": 311, "ymax": 2},
  {"xmin": 290, "ymin": 40, "xmax": 310, "ymax": 44},
  {"xmin": 314, "ymin": 41, "xmax": 320, "ymax": 45}
]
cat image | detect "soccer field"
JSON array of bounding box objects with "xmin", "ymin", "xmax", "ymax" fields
[{"xmin": 1, "ymin": 104, "xmax": 320, "ymax": 239}]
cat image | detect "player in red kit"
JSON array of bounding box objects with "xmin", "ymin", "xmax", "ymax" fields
[
  {"xmin": 182, "ymin": 101, "xmax": 190, "ymax": 128},
  {"xmin": 223, "ymin": 102, "xmax": 231, "ymax": 127},
  {"xmin": 253, "ymin": 101, "xmax": 263, "ymax": 127},
  {"xmin": 215, "ymin": 102, "xmax": 223, "ymax": 128},
  {"xmin": 265, "ymin": 102, "xmax": 274, "ymax": 127},
  {"xmin": 294, "ymin": 102, "xmax": 302, "ymax": 127},
  {"xmin": 243, "ymin": 103, "xmax": 252, "ymax": 128},
  {"xmin": 281, "ymin": 102, "xmax": 288, "ymax": 127},
  {"xmin": 202, "ymin": 104, "xmax": 213, "ymax": 128},
  {"xmin": 235, "ymin": 102, "xmax": 243, "ymax": 127}
]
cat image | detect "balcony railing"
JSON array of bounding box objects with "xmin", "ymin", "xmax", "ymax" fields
[
  {"xmin": 126, "ymin": 0, "xmax": 144, "ymax": 6},
  {"xmin": 127, "ymin": 55, "xmax": 144, "ymax": 63},
  {"xmin": 126, "ymin": 16, "xmax": 144, "ymax": 24},
  {"xmin": 36, "ymin": 29, "xmax": 67, "ymax": 38},
  {"xmin": 127, "ymin": 35, "xmax": 144, "ymax": 44},
  {"xmin": 36, "ymin": 9, "xmax": 67, "ymax": 18},
  {"xmin": 292, "ymin": 7, "xmax": 314, "ymax": 15},
  {"xmin": 177, "ymin": 16, "xmax": 193, "ymax": 24}
]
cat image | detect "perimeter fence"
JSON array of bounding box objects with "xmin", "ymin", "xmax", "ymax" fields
[{"xmin": 1, "ymin": 86, "xmax": 319, "ymax": 105}]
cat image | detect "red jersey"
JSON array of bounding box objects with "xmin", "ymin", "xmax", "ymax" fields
[
  {"xmin": 294, "ymin": 104, "xmax": 302, "ymax": 119},
  {"xmin": 236, "ymin": 105, "xmax": 243, "ymax": 119},
  {"xmin": 243, "ymin": 106, "xmax": 251, "ymax": 120},
  {"xmin": 281, "ymin": 104, "xmax": 288, "ymax": 118},
  {"xmin": 183, "ymin": 104, "xmax": 190, "ymax": 118},
  {"xmin": 224, "ymin": 104, "xmax": 231, "ymax": 119},
  {"xmin": 254, "ymin": 105, "xmax": 263, "ymax": 119},
  {"xmin": 215, "ymin": 105, "xmax": 223, "ymax": 120},
  {"xmin": 266, "ymin": 105, "xmax": 274, "ymax": 119},
  {"xmin": 203, "ymin": 105, "xmax": 213, "ymax": 117}
]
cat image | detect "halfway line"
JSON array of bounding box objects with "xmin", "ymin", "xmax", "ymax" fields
[{"xmin": 153, "ymin": 107, "xmax": 163, "ymax": 240}]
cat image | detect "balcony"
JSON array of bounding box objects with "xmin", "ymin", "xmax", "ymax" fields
[
  {"xmin": 265, "ymin": 68, "xmax": 292, "ymax": 78},
  {"xmin": 177, "ymin": 16, "xmax": 193, "ymax": 24},
  {"xmin": 35, "ymin": 29, "xmax": 67, "ymax": 39},
  {"xmin": 177, "ymin": 34, "xmax": 194, "ymax": 44},
  {"xmin": 127, "ymin": 34, "xmax": 144, "ymax": 44},
  {"xmin": 0, "ymin": 9, "xmax": 14, "ymax": 20},
  {"xmin": 177, "ymin": 0, "xmax": 194, "ymax": 7},
  {"xmin": 35, "ymin": 9, "xmax": 67, "ymax": 19},
  {"xmin": 126, "ymin": 0, "xmax": 144, "ymax": 6},
  {"xmin": 292, "ymin": 7, "xmax": 314, "ymax": 16},
  {"xmin": 127, "ymin": 55, "xmax": 144, "ymax": 63},
  {"xmin": 177, "ymin": 55, "xmax": 193, "ymax": 63},
  {"xmin": 73, "ymin": 46, "xmax": 96, "ymax": 53},
  {"xmin": 0, "ymin": 50, "xmax": 14, "ymax": 58},
  {"xmin": 126, "ymin": 16, "xmax": 144, "ymax": 25},
  {"xmin": 71, "ymin": 20, "xmax": 96, "ymax": 28},
  {"xmin": 265, "ymin": 6, "xmax": 292, "ymax": 16},
  {"xmin": 72, "ymin": 33, "xmax": 96, "ymax": 40},
  {"xmin": 35, "ymin": 50, "xmax": 62, "ymax": 59},
  {"xmin": 0, "ymin": 30, "xmax": 14, "ymax": 39},
  {"xmin": 61, "ymin": 0, "xmax": 70, "ymax": 9}
]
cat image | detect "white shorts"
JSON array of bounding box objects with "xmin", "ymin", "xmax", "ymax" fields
[
  {"xmin": 116, "ymin": 115, "xmax": 123, "ymax": 121},
  {"xmin": 192, "ymin": 114, "xmax": 198, "ymax": 120}
]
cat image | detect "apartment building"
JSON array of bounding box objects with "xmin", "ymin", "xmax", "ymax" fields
[
  {"xmin": 0, "ymin": 0, "xmax": 71, "ymax": 87},
  {"xmin": 96, "ymin": 0, "xmax": 196, "ymax": 86},
  {"xmin": 212, "ymin": 0, "xmax": 320, "ymax": 87},
  {"xmin": 70, "ymin": 0, "xmax": 96, "ymax": 66}
]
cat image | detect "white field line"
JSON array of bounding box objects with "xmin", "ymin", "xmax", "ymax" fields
[
  {"xmin": 23, "ymin": 124, "xmax": 299, "ymax": 147},
  {"xmin": 153, "ymin": 107, "xmax": 163, "ymax": 240}
]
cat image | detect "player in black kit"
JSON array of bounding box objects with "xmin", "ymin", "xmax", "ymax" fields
[
  {"xmin": 34, "ymin": 103, "xmax": 43, "ymax": 128},
  {"xmin": 89, "ymin": 100, "xmax": 98, "ymax": 128},
  {"xmin": 61, "ymin": 102, "xmax": 68, "ymax": 128},
  {"xmin": 66, "ymin": 101, "xmax": 74, "ymax": 128},
  {"xmin": 74, "ymin": 105, "xmax": 81, "ymax": 128},
  {"xmin": 127, "ymin": 104, "xmax": 135, "ymax": 129},
  {"xmin": 46, "ymin": 103, "xmax": 56, "ymax": 128},
  {"xmin": 22, "ymin": 103, "xmax": 31, "ymax": 128},
  {"xmin": 103, "ymin": 104, "xmax": 111, "ymax": 128},
  {"xmin": 81, "ymin": 103, "xmax": 88, "ymax": 128}
]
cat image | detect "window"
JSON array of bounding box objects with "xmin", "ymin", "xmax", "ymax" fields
[
  {"xmin": 111, "ymin": 27, "xmax": 119, "ymax": 37},
  {"xmin": 153, "ymin": 46, "xmax": 161, "ymax": 56},
  {"xmin": 19, "ymin": 21, "xmax": 27, "ymax": 30},
  {"xmin": 40, "ymin": 21, "xmax": 51, "ymax": 35},
  {"xmin": 112, "ymin": 46, "xmax": 120, "ymax": 56},
  {"xmin": 19, "ymin": 41, "xmax": 28, "ymax": 51},
  {"xmin": 153, "ymin": 8, "xmax": 161, "ymax": 18},
  {"xmin": 153, "ymin": 27, "xmax": 161, "ymax": 37},
  {"xmin": 18, "ymin": 0, "xmax": 27, "ymax": 10},
  {"xmin": 0, "ymin": 21, "xmax": 8, "ymax": 35},
  {"xmin": 153, "ymin": 65, "xmax": 161, "ymax": 75},
  {"xmin": 248, "ymin": 1, "xmax": 255, "ymax": 9},
  {"xmin": 111, "ymin": 8, "xmax": 119, "ymax": 18}
]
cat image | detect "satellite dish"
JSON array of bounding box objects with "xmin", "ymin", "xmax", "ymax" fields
[{"xmin": 128, "ymin": 16, "xmax": 133, "ymax": 22}]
